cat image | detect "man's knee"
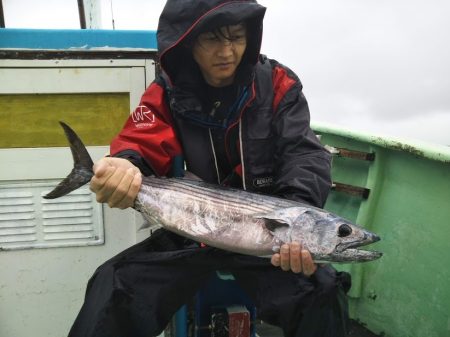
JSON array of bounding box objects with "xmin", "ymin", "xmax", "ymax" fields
[{"xmin": 313, "ymin": 265, "xmax": 352, "ymax": 298}]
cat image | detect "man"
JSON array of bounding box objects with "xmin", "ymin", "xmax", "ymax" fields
[{"xmin": 69, "ymin": 1, "xmax": 350, "ymax": 336}]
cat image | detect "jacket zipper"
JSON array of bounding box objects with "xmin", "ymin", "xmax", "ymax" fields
[
  {"xmin": 238, "ymin": 120, "xmax": 247, "ymax": 190},
  {"xmin": 225, "ymin": 82, "xmax": 256, "ymax": 190},
  {"xmin": 208, "ymin": 128, "xmax": 221, "ymax": 184},
  {"xmin": 207, "ymin": 83, "xmax": 256, "ymax": 187}
]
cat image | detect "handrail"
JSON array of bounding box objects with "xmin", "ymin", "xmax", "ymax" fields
[{"xmin": 313, "ymin": 121, "xmax": 450, "ymax": 163}]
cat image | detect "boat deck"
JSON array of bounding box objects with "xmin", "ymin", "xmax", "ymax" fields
[{"xmin": 256, "ymin": 319, "xmax": 380, "ymax": 337}]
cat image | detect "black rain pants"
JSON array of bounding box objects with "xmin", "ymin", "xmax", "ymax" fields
[{"xmin": 68, "ymin": 229, "xmax": 351, "ymax": 337}]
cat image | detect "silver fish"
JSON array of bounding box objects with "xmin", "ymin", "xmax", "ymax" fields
[{"xmin": 45, "ymin": 122, "xmax": 382, "ymax": 263}]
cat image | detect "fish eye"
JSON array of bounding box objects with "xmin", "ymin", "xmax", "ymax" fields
[{"xmin": 338, "ymin": 224, "xmax": 353, "ymax": 237}]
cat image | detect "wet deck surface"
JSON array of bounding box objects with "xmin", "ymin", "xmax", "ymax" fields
[
  {"xmin": 256, "ymin": 319, "xmax": 381, "ymax": 337},
  {"xmin": 348, "ymin": 320, "xmax": 381, "ymax": 337}
]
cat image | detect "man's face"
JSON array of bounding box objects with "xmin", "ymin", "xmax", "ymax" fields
[{"xmin": 192, "ymin": 24, "xmax": 247, "ymax": 87}]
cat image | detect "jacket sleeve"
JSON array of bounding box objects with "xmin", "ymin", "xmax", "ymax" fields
[
  {"xmin": 271, "ymin": 65, "xmax": 332, "ymax": 207},
  {"xmin": 110, "ymin": 81, "xmax": 182, "ymax": 177}
]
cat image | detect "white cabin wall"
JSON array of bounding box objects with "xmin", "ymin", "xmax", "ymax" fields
[
  {"xmin": 0, "ymin": 56, "xmax": 158, "ymax": 337},
  {"xmin": 0, "ymin": 193, "xmax": 136, "ymax": 337}
]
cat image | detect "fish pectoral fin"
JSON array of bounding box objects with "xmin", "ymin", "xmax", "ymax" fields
[
  {"xmin": 253, "ymin": 207, "xmax": 308, "ymax": 229},
  {"xmin": 261, "ymin": 218, "xmax": 290, "ymax": 232}
]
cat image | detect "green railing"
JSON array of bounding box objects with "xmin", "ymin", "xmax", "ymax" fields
[{"xmin": 314, "ymin": 122, "xmax": 450, "ymax": 337}]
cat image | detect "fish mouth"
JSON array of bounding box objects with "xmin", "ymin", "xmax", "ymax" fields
[
  {"xmin": 334, "ymin": 232, "xmax": 381, "ymax": 262},
  {"xmin": 336, "ymin": 232, "xmax": 380, "ymax": 252},
  {"xmin": 331, "ymin": 248, "xmax": 383, "ymax": 263}
]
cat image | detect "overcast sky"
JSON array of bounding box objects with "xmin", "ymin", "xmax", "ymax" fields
[{"xmin": 3, "ymin": 0, "xmax": 450, "ymax": 145}]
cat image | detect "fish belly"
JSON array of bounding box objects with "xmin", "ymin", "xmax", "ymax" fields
[{"xmin": 136, "ymin": 182, "xmax": 277, "ymax": 256}]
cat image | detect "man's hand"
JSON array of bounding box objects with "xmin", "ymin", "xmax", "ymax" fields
[
  {"xmin": 271, "ymin": 242, "xmax": 317, "ymax": 276},
  {"xmin": 90, "ymin": 157, "xmax": 142, "ymax": 209}
]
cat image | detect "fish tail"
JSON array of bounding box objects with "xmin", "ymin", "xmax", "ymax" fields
[{"xmin": 43, "ymin": 122, "xmax": 94, "ymax": 199}]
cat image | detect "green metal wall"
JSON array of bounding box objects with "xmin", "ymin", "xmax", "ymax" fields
[{"xmin": 316, "ymin": 125, "xmax": 450, "ymax": 337}]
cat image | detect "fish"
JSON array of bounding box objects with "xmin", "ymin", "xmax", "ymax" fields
[{"xmin": 44, "ymin": 122, "xmax": 382, "ymax": 263}]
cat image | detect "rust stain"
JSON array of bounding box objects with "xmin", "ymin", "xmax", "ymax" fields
[{"xmin": 375, "ymin": 137, "xmax": 425, "ymax": 158}]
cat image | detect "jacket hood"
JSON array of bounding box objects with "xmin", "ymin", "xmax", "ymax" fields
[{"xmin": 157, "ymin": 0, "xmax": 266, "ymax": 86}]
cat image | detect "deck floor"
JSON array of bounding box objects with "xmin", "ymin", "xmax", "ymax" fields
[{"xmin": 255, "ymin": 319, "xmax": 381, "ymax": 337}]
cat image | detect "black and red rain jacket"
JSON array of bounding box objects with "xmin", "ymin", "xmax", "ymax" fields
[{"xmin": 110, "ymin": 0, "xmax": 332, "ymax": 207}]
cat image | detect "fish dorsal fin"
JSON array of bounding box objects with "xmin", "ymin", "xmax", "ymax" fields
[{"xmin": 254, "ymin": 207, "xmax": 308, "ymax": 229}]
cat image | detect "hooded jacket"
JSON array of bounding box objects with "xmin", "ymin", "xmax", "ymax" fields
[{"xmin": 110, "ymin": 0, "xmax": 332, "ymax": 207}]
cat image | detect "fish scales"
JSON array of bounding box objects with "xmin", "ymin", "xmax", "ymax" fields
[
  {"xmin": 136, "ymin": 177, "xmax": 278, "ymax": 255},
  {"xmin": 44, "ymin": 122, "xmax": 382, "ymax": 263},
  {"xmin": 144, "ymin": 177, "xmax": 292, "ymax": 210}
]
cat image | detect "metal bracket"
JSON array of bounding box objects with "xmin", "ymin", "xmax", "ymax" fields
[
  {"xmin": 326, "ymin": 145, "xmax": 375, "ymax": 161},
  {"xmin": 332, "ymin": 182, "xmax": 370, "ymax": 199}
]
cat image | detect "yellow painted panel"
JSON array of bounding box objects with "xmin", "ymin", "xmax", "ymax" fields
[{"xmin": 0, "ymin": 93, "xmax": 130, "ymax": 148}]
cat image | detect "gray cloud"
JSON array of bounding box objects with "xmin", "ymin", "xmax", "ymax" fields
[
  {"xmin": 3, "ymin": 0, "xmax": 449, "ymax": 144},
  {"xmin": 259, "ymin": 0, "xmax": 450, "ymax": 144}
]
